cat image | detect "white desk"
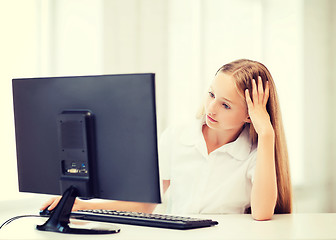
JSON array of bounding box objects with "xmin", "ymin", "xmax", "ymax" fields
[{"xmin": 1, "ymin": 197, "xmax": 335, "ymax": 239}]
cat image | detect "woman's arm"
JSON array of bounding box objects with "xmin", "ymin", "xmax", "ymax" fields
[
  {"xmin": 250, "ymin": 130, "xmax": 277, "ymax": 220},
  {"xmin": 78, "ymin": 200, "xmax": 158, "ymax": 213},
  {"xmin": 40, "ymin": 196, "xmax": 157, "ymax": 213},
  {"xmin": 245, "ymin": 77, "xmax": 277, "ymax": 220},
  {"xmin": 40, "ymin": 180, "xmax": 171, "ymax": 214}
]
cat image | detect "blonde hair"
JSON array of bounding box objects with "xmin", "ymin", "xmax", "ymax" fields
[{"xmin": 198, "ymin": 59, "xmax": 292, "ymax": 214}]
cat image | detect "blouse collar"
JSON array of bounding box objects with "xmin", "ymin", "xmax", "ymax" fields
[{"xmin": 179, "ymin": 118, "xmax": 253, "ymax": 161}]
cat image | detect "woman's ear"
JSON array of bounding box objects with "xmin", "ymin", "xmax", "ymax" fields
[{"xmin": 245, "ymin": 116, "xmax": 252, "ymax": 123}]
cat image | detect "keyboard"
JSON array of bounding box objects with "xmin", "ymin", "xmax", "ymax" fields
[{"xmin": 70, "ymin": 210, "xmax": 219, "ymax": 230}]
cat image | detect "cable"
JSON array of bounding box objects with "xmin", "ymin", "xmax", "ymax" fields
[{"xmin": 0, "ymin": 215, "xmax": 42, "ymax": 230}]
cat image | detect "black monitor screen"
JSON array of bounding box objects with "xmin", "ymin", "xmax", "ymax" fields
[{"xmin": 12, "ymin": 73, "xmax": 161, "ymax": 204}]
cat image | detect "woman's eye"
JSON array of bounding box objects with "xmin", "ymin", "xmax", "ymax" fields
[
  {"xmin": 223, "ymin": 103, "xmax": 231, "ymax": 109},
  {"xmin": 208, "ymin": 92, "xmax": 215, "ymax": 98}
]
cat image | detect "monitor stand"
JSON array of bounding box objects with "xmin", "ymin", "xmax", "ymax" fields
[{"xmin": 36, "ymin": 186, "xmax": 120, "ymax": 234}]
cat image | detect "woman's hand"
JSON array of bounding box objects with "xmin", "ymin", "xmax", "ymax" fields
[
  {"xmin": 40, "ymin": 196, "xmax": 87, "ymax": 212},
  {"xmin": 245, "ymin": 76, "xmax": 274, "ymax": 137}
]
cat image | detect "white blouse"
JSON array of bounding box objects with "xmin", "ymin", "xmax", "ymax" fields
[{"xmin": 158, "ymin": 119, "xmax": 257, "ymax": 215}]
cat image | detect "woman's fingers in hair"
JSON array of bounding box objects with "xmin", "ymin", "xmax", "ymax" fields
[
  {"xmin": 245, "ymin": 89, "xmax": 253, "ymax": 108},
  {"xmin": 263, "ymin": 80, "xmax": 270, "ymax": 106},
  {"xmin": 252, "ymin": 78, "xmax": 259, "ymax": 104},
  {"xmin": 250, "ymin": 76, "xmax": 269, "ymax": 106},
  {"xmin": 257, "ymin": 76, "xmax": 264, "ymax": 101}
]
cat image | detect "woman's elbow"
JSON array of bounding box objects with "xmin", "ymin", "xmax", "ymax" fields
[
  {"xmin": 251, "ymin": 209, "xmax": 274, "ymax": 221},
  {"xmin": 250, "ymin": 195, "xmax": 277, "ymax": 221}
]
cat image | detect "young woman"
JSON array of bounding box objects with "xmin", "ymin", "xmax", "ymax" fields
[{"xmin": 41, "ymin": 59, "xmax": 292, "ymax": 220}]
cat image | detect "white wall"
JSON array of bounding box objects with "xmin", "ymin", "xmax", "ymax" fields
[
  {"xmin": 295, "ymin": 0, "xmax": 336, "ymax": 213},
  {"xmin": 53, "ymin": 0, "xmax": 104, "ymax": 76},
  {"xmin": 331, "ymin": 0, "xmax": 336, "ymax": 213}
]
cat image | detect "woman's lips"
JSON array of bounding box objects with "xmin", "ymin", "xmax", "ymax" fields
[{"xmin": 207, "ymin": 115, "xmax": 217, "ymax": 123}]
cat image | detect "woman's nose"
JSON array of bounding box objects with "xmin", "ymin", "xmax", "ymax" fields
[{"xmin": 207, "ymin": 100, "xmax": 217, "ymax": 115}]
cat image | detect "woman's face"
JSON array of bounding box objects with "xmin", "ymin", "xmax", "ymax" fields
[{"xmin": 204, "ymin": 71, "xmax": 250, "ymax": 132}]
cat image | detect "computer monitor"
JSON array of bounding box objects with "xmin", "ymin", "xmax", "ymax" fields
[{"xmin": 12, "ymin": 73, "xmax": 161, "ymax": 234}]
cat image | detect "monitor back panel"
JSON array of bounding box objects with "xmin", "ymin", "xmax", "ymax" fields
[{"xmin": 12, "ymin": 73, "xmax": 161, "ymax": 203}]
